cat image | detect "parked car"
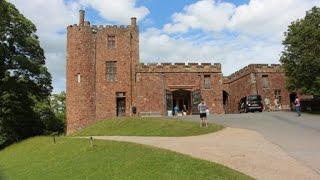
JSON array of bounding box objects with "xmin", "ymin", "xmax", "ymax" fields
[{"xmin": 239, "ymin": 95, "xmax": 263, "ymax": 113}]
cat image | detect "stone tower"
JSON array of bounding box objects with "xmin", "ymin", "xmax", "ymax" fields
[{"xmin": 66, "ymin": 10, "xmax": 139, "ymax": 134}]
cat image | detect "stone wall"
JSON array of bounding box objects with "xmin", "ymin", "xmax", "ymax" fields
[
  {"xmin": 223, "ymin": 64, "xmax": 290, "ymax": 113},
  {"xmin": 66, "ymin": 24, "xmax": 96, "ymax": 134},
  {"xmin": 135, "ymin": 63, "xmax": 224, "ymax": 115},
  {"xmin": 66, "ymin": 12, "xmax": 139, "ymax": 134}
]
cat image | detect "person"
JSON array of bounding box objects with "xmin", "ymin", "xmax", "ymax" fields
[
  {"xmin": 274, "ymin": 98, "xmax": 279, "ymax": 111},
  {"xmin": 264, "ymin": 97, "xmax": 270, "ymax": 112},
  {"xmin": 294, "ymin": 95, "xmax": 301, "ymax": 116},
  {"xmin": 198, "ymin": 99, "xmax": 208, "ymax": 127},
  {"xmin": 183, "ymin": 104, "xmax": 187, "ymax": 113},
  {"xmin": 174, "ymin": 105, "xmax": 179, "ymax": 116}
]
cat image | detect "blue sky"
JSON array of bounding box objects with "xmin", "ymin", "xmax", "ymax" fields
[{"xmin": 8, "ymin": 0, "xmax": 320, "ymax": 93}]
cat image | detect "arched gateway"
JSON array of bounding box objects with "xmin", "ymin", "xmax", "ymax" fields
[{"xmin": 165, "ymin": 89, "xmax": 202, "ymax": 115}]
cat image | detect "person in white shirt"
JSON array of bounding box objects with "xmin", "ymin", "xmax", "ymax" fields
[{"xmin": 198, "ymin": 99, "xmax": 208, "ymax": 127}]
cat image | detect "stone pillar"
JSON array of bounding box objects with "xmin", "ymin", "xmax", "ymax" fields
[{"xmin": 131, "ymin": 17, "xmax": 137, "ymax": 27}]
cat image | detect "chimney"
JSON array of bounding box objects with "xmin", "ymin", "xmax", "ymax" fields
[
  {"xmin": 131, "ymin": 17, "xmax": 137, "ymax": 28},
  {"xmin": 79, "ymin": 10, "xmax": 85, "ymax": 26}
]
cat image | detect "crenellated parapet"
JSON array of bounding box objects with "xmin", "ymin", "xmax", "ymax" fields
[
  {"xmin": 67, "ymin": 24, "xmax": 135, "ymax": 30},
  {"xmin": 67, "ymin": 10, "xmax": 137, "ymax": 31},
  {"xmin": 136, "ymin": 62, "xmax": 221, "ymax": 73},
  {"xmin": 251, "ymin": 64, "xmax": 283, "ymax": 73},
  {"xmin": 224, "ymin": 64, "xmax": 283, "ymax": 83}
]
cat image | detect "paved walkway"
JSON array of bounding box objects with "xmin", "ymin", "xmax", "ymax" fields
[{"xmin": 91, "ymin": 127, "xmax": 320, "ymax": 180}]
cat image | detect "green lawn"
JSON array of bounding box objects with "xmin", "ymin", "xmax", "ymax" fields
[
  {"xmin": 71, "ymin": 117, "xmax": 224, "ymax": 136},
  {"xmin": 0, "ymin": 137, "xmax": 253, "ymax": 180}
]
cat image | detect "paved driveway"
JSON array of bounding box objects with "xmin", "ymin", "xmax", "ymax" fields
[{"xmin": 171, "ymin": 111, "xmax": 320, "ymax": 174}]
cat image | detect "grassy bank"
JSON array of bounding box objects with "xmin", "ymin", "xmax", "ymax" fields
[
  {"xmin": 71, "ymin": 117, "xmax": 224, "ymax": 136},
  {"xmin": 0, "ymin": 137, "xmax": 252, "ymax": 180}
]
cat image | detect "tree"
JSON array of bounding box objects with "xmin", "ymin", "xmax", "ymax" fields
[
  {"xmin": 34, "ymin": 96, "xmax": 64, "ymax": 135},
  {"xmin": 50, "ymin": 91, "xmax": 66, "ymax": 133},
  {"xmin": 0, "ymin": 0, "xmax": 53, "ymax": 148},
  {"xmin": 280, "ymin": 6, "xmax": 320, "ymax": 95}
]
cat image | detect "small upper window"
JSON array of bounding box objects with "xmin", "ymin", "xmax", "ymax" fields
[
  {"xmin": 204, "ymin": 75, "xmax": 211, "ymax": 89},
  {"xmin": 261, "ymin": 75, "xmax": 269, "ymax": 88},
  {"xmin": 107, "ymin": 35, "xmax": 116, "ymax": 48}
]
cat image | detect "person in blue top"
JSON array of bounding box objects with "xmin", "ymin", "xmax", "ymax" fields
[
  {"xmin": 198, "ymin": 99, "xmax": 208, "ymax": 127},
  {"xmin": 174, "ymin": 105, "xmax": 179, "ymax": 116}
]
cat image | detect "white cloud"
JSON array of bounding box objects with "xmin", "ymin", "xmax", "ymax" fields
[
  {"xmin": 9, "ymin": 0, "xmax": 80, "ymax": 33},
  {"xmin": 163, "ymin": 0, "xmax": 319, "ymax": 37},
  {"xmin": 142, "ymin": 0, "xmax": 319, "ymax": 75},
  {"xmin": 79, "ymin": 0, "xmax": 149, "ymax": 24},
  {"xmin": 140, "ymin": 29, "xmax": 282, "ymax": 75},
  {"xmin": 228, "ymin": 0, "xmax": 319, "ymax": 38},
  {"xmin": 164, "ymin": 0, "xmax": 236, "ymax": 33}
]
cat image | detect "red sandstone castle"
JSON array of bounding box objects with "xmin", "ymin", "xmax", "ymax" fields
[{"xmin": 66, "ymin": 11, "xmax": 294, "ymax": 134}]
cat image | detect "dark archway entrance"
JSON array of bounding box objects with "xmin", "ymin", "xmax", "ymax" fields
[
  {"xmin": 172, "ymin": 89, "xmax": 191, "ymax": 115},
  {"xmin": 223, "ymin": 90, "xmax": 229, "ymax": 113},
  {"xmin": 290, "ymin": 93, "xmax": 297, "ymax": 111},
  {"xmin": 165, "ymin": 89, "xmax": 200, "ymax": 115}
]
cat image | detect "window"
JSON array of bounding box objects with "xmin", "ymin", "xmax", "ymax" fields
[
  {"xmin": 274, "ymin": 89, "xmax": 281, "ymax": 103},
  {"xmin": 106, "ymin": 61, "xmax": 117, "ymax": 81},
  {"xmin": 77, "ymin": 73, "xmax": 81, "ymax": 83},
  {"xmin": 261, "ymin": 75, "xmax": 269, "ymax": 88},
  {"xmin": 107, "ymin": 35, "xmax": 115, "ymax": 48},
  {"xmin": 204, "ymin": 75, "xmax": 211, "ymax": 89}
]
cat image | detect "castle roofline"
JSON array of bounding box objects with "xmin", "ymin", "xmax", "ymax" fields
[
  {"xmin": 68, "ymin": 10, "xmax": 137, "ymax": 30},
  {"xmin": 136, "ymin": 62, "xmax": 221, "ymax": 73}
]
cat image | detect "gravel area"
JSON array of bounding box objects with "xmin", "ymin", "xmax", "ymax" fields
[{"xmin": 91, "ymin": 127, "xmax": 320, "ymax": 180}]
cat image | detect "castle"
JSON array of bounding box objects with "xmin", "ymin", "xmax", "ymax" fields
[{"xmin": 66, "ymin": 10, "xmax": 293, "ymax": 134}]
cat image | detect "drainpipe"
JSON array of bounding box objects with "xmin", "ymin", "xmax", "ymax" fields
[
  {"xmin": 161, "ymin": 73, "xmax": 166, "ymax": 115},
  {"xmin": 130, "ymin": 32, "xmax": 133, "ymax": 116},
  {"xmin": 254, "ymin": 73, "xmax": 259, "ymax": 95}
]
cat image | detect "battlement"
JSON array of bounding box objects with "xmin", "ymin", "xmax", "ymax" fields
[
  {"xmin": 67, "ymin": 24, "xmax": 135, "ymax": 30},
  {"xmin": 67, "ymin": 10, "xmax": 137, "ymax": 30},
  {"xmin": 225, "ymin": 64, "xmax": 283, "ymax": 83},
  {"xmin": 136, "ymin": 62, "xmax": 221, "ymax": 73}
]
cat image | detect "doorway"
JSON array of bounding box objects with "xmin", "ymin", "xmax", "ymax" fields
[
  {"xmin": 172, "ymin": 89, "xmax": 191, "ymax": 115},
  {"xmin": 116, "ymin": 97, "xmax": 126, "ymax": 116},
  {"xmin": 223, "ymin": 90, "xmax": 229, "ymax": 113}
]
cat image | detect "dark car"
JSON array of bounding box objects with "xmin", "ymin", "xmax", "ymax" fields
[{"xmin": 239, "ymin": 95, "xmax": 263, "ymax": 113}]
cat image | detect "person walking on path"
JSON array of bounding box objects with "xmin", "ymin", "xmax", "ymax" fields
[
  {"xmin": 198, "ymin": 99, "xmax": 208, "ymax": 127},
  {"xmin": 294, "ymin": 95, "xmax": 301, "ymax": 116}
]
